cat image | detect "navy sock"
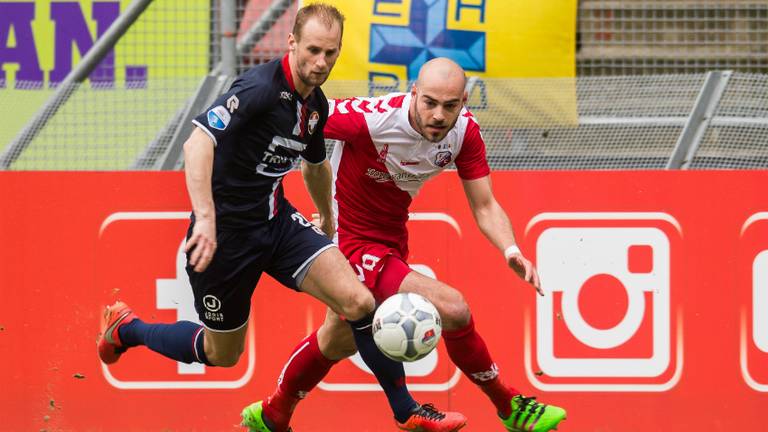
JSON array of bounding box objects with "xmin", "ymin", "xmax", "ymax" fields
[
  {"xmin": 119, "ymin": 319, "xmax": 212, "ymax": 365},
  {"xmin": 347, "ymin": 314, "xmax": 418, "ymax": 423}
]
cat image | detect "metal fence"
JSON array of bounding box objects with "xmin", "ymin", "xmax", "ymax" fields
[
  {"xmin": 0, "ymin": 0, "xmax": 212, "ymax": 170},
  {"xmin": 578, "ymin": 0, "xmax": 768, "ymax": 75}
]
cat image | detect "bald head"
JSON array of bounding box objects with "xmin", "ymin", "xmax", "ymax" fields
[
  {"xmin": 408, "ymin": 58, "xmax": 468, "ymax": 143},
  {"xmin": 416, "ymin": 58, "xmax": 467, "ymax": 94}
]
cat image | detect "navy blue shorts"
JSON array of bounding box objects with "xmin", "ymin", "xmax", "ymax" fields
[{"xmin": 186, "ymin": 203, "xmax": 334, "ymax": 331}]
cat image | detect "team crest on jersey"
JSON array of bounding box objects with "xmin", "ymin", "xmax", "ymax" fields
[
  {"xmin": 377, "ymin": 143, "xmax": 389, "ymax": 163},
  {"xmin": 207, "ymin": 105, "xmax": 231, "ymax": 130},
  {"xmin": 308, "ymin": 111, "xmax": 319, "ymax": 135},
  {"xmin": 434, "ymin": 150, "xmax": 453, "ymax": 167}
]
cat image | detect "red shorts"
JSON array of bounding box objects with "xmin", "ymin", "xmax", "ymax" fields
[{"xmin": 345, "ymin": 242, "xmax": 412, "ymax": 304}]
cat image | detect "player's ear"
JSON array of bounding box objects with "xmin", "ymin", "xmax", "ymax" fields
[
  {"xmin": 462, "ymin": 90, "xmax": 468, "ymax": 103},
  {"xmin": 288, "ymin": 33, "xmax": 296, "ymax": 51},
  {"xmin": 410, "ymin": 83, "xmax": 418, "ymax": 97}
]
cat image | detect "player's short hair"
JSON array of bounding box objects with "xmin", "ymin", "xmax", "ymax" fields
[{"xmin": 292, "ymin": 3, "xmax": 345, "ymax": 42}]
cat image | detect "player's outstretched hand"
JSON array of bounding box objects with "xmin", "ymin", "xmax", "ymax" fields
[
  {"xmin": 185, "ymin": 216, "xmax": 217, "ymax": 272},
  {"xmin": 507, "ymin": 253, "xmax": 543, "ymax": 296},
  {"xmin": 311, "ymin": 213, "xmax": 336, "ymax": 239}
]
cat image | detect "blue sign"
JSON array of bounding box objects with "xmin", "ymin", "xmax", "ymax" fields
[{"xmin": 369, "ymin": 0, "xmax": 486, "ymax": 80}]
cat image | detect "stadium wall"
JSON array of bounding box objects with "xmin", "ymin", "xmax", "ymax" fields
[{"xmin": 1, "ymin": 171, "xmax": 766, "ymax": 431}]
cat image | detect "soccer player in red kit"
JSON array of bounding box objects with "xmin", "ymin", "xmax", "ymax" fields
[{"xmin": 244, "ymin": 58, "xmax": 567, "ymax": 432}]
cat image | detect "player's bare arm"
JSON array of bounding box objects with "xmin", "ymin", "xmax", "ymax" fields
[
  {"xmin": 182, "ymin": 126, "xmax": 217, "ymax": 272},
  {"xmin": 301, "ymin": 159, "xmax": 336, "ymax": 238},
  {"xmin": 461, "ymin": 175, "xmax": 543, "ymax": 295}
]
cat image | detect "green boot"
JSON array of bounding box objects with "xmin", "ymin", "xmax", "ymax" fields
[{"xmin": 500, "ymin": 395, "xmax": 566, "ymax": 432}]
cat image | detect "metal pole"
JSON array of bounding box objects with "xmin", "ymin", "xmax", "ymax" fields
[
  {"xmin": 143, "ymin": 0, "xmax": 295, "ymax": 170},
  {"xmin": 220, "ymin": 0, "xmax": 237, "ymax": 78},
  {"xmin": 666, "ymin": 70, "xmax": 732, "ymax": 170},
  {"xmin": 211, "ymin": 0, "xmax": 295, "ymax": 76},
  {"xmin": 157, "ymin": 75, "xmax": 235, "ymax": 170},
  {"xmin": 0, "ymin": 0, "xmax": 154, "ymax": 169}
]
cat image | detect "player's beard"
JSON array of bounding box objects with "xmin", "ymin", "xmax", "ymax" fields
[
  {"xmin": 413, "ymin": 104, "xmax": 456, "ymax": 143},
  {"xmin": 297, "ymin": 62, "xmax": 330, "ymax": 89}
]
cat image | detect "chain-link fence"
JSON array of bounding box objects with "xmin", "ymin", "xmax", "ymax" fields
[
  {"xmin": 691, "ymin": 73, "xmax": 768, "ymax": 168},
  {"xmin": 0, "ymin": 0, "xmax": 211, "ymax": 170},
  {"xmin": 578, "ymin": 0, "xmax": 768, "ymax": 75},
  {"xmin": 320, "ymin": 73, "xmax": 767, "ymax": 170}
]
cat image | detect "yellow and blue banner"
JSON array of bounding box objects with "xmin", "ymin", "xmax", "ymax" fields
[
  {"xmin": 312, "ymin": 0, "xmax": 576, "ymax": 81},
  {"xmin": 309, "ymin": 0, "xmax": 578, "ymax": 125}
]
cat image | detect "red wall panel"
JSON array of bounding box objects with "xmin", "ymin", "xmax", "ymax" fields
[{"xmin": 0, "ymin": 171, "xmax": 765, "ymax": 431}]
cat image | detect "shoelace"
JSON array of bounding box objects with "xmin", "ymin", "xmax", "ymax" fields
[
  {"xmin": 514, "ymin": 396, "xmax": 544, "ymax": 415},
  {"xmin": 414, "ymin": 403, "xmax": 447, "ymax": 421}
]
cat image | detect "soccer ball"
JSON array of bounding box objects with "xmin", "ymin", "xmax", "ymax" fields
[{"xmin": 372, "ymin": 293, "xmax": 442, "ymax": 362}]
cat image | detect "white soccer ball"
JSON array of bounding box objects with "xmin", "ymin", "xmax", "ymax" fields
[{"xmin": 372, "ymin": 292, "xmax": 442, "ymax": 362}]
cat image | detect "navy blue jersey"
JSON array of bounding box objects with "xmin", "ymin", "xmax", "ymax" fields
[{"xmin": 192, "ymin": 54, "xmax": 328, "ymax": 229}]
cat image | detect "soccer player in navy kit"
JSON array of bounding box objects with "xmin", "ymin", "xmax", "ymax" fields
[{"xmin": 96, "ymin": 5, "xmax": 388, "ymax": 430}]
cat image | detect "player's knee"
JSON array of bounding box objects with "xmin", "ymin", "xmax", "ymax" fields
[
  {"xmin": 206, "ymin": 347, "xmax": 243, "ymax": 367},
  {"xmin": 340, "ymin": 289, "xmax": 375, "ymax": 321},
  {"xmin": 439, "ymin": 297, "xmax": 471, "ymax": 330}
]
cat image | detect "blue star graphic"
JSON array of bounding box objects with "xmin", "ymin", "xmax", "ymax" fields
[{"xmin": 370, "ymin": 0, "xmax": 486, "ymax": 80}]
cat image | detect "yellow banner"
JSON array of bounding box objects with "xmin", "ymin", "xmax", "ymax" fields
[
  {"xmin": 0, "ymin": 0, "xmax": 209, "ymax": 158},
  {"xmin": 307, "ymin": 0, "xmax": 578, "ymax": 125},
  {"xmin": 309, "ymin": 0, "xmax": 577, "ymax": 81},
  {"xmin": 0, "ymin": 0, "xmax": 209, "ymax": 88}
]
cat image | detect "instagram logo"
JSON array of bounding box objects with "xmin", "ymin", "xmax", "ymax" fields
[
  {"xmin": 525, "ymin": 212, "xmax": 683, "ymax": 391},
  {"xmin": 753, "ymin": 251, "xmax": 768, "ymax": 354},
  {"xmin": 740, "ymin": 213, "xmax": 768, "ymax": 391}
]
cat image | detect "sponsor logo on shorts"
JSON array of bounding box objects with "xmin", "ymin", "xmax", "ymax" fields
[
  {"xmin": 203, "ymin": 295, "xmax": 224, "ymax": 322},
  {"xmin": 203, "ymin": 295, "xmax": 221, "ymax": 312}
]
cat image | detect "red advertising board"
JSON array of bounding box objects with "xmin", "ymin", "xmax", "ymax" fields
[{"xmin": 0, "ymin": 171, "xmax": 766, "ymax": 431}]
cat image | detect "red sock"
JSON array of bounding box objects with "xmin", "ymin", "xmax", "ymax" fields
[
  {"xmin": 263, "ymin": 331, "xmax": 337, "ymax": 432},
  {"xmin": 442, "ymin": 317, "xmax": 520, "ymax": 418}
]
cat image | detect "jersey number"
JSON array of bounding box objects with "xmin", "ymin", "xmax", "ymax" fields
[{"xmin": 291, "ymin": 211, "xmax": 325, "ymax": 236}]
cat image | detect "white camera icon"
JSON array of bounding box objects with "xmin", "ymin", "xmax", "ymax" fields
[
  {"xmin": 740, "ymin": 213, "xmax": 768, "ymax": 392},
  {"xmin": 752, "ymin": 250, "xmax": 768, "ymax": 353},
  {"xmin": 535, "ymin": 216, "xmax": 674, "ymax": 381}
]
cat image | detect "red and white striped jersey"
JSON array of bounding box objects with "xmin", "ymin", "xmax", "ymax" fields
[{"xmin": 326, "ymin": 92, "xmax": 490, "ymax": 257}]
